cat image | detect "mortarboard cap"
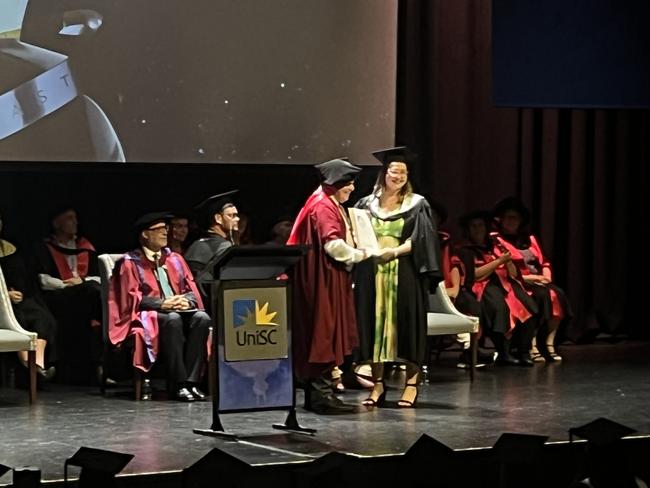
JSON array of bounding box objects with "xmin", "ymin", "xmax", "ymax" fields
[
  {"xmin": 314, "ymin": 158, "xmax": 362, "ymax": 186},
  {"xmin": 194, "ymin": 190, "xmax": 239, "ymax": 228},
  {"xmin": 65, "ymin": 447, "xmax": 133, "ymax": 487},
  {"xmin": 458, "ymin": 209, "xmax": 494, "ymax": 228},
  {"xmin": 569, "ymin": 418, "xmax": 637, "ymax": 447},
  {"xmin": 48, "ymin": 203, "xmax": 77, "ymax": 222},
  {"xmin": 492, "ymin": 432, "xmax": 549, "ymax": 464},
  {"xmin": 0, "ymin": 464, "xmax": 10, "ymax": 478},
  {"xmin": 132, "ymin": 211, "xmax": 174, "ymax": 233},
  {"xmin": 194, "ymin": 190, "xmax": 238, "ymax": 214},
  {"xmin": 493, "ymin": 196, "xmax": 531, "ymax": 226},
  {"xmin": 371, "ymin": 146, "xmax": 418, "ymax": 166}
]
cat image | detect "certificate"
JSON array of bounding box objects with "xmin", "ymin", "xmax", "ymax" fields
[{"xmin": 348, "ymin": 207, "xmax": 379, "ymax": 252}]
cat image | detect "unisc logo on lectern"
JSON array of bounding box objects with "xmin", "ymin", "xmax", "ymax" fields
[
  {"xmin": 232, "ymin": 300, "xmax": 279, "ymax": 346},
  {"xmin": 224, "ymin": 289, "xmax": 288, "ymax": 361}
]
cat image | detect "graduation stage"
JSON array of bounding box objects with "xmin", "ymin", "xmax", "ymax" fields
[{"xmin": 1, "ymin": 340, "xmax": 650, "ymax": 487}]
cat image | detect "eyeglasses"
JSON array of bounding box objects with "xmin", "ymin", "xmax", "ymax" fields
[{"xmin": 387, "ymin": 169, "xmax": 408, "ymax": 177}]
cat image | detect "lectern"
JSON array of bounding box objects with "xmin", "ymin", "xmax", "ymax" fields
[{"xmin": 193, "ymin": 245, "xmax": 315, "ymax": 439}]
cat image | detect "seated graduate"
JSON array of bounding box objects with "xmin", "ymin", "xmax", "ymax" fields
[
  {"xmin": 31, "ymin": 206, "xmax": 102, "ymax": 383},
  {"xmin": 108, "ymin": 212, "xmax": 211, "ymax": 402},
  {"xmin": 0, "ymin": 211, "xmax": 57, "ymax": 380},
  {"xmin": 456, "ymin": 209, "xmax": 538, "ymax": 367},
  {"xmin": 184, "ymin": 190, "xmax": 240, "ymax": 285}
]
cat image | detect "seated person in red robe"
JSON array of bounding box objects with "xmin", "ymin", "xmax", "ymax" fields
[
  {"xmin": 32, "ymin": 206, "xmax": 102, "ymax": 383},
  {"xmin": 287, "ymin": 158, "xmax": 376, "ymax": 414},
  {"xmin": 108, "ymin": 212, "xmax": 211, "ymax": 402}
]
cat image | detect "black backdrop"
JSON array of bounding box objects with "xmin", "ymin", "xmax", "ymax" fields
[{"xmin": 2, "ymin": 0, "xmax": 649, "ymax": 342}]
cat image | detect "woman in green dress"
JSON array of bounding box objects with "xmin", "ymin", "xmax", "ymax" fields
[{"xmin": 354, "ymin": 147, "xmax": 442, "ymax": 407}]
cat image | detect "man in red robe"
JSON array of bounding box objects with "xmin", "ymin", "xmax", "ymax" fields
[
  {"xmin": 287, "ymin": 158, "xmax": 372, "ymax": 414},
  {"xmin": 108, "ymin": 212, "xmax": 211, "ymax": 401}
]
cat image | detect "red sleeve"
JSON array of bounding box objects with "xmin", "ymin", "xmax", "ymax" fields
[
  {"xmin": 108, "ymin": 259, "xmax": 143, "ymax": 346},
  {"xmin": 310, "ymin": 200, "xmax": 345, "ymax": 244}
]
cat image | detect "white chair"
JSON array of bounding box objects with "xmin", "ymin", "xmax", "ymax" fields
[
  {"xmin": 0, "ymin": 264, "xmax": 38, "ymax": 403},
  {"xmin": 426, "ymin": 281, "xmax": 480, "ymax": 381}
]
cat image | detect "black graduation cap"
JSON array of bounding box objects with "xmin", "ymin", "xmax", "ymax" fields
[
  {"xmin": 314, "ymin": 158, "xmax": 362, "ymax": 186},
  {"xmin": 569, "ymin": 418, "xmax": 637, "ymax": 447},
  {"xmin": 65, "ymin": 447, "xmax": 133, "ymax": 488},
  {"xmin": 371, "ymin": 145, "xmax": 418, "ymax": 166},
  {"xmin": 132, "ymin": 211, "xmax": 174, "ymax": 233},
  {"xmin": 0, "ymin": 463, "xmax": 10, "ymax": 478},
  {"xmin": 405, "ymin": 433, "xmax": 455, "ymax": 460},
  {"xmin": 492, "ymin": 432, "xmax": 549, "ymax": 464},
  {"xmin": 194, "ymin": 189, "xmax": 238, "ymax": 217},
  {"xmin": 458, "ymin": 209, "xmax": 494, "ymax": 228},
  {"xmin": 493, "ymin": 196, "xmax": 531, "ymax": 226}
]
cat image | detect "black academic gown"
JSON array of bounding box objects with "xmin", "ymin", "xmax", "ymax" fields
[
  {"xmin": 184, "ymin": 232, "xmax": 233, "ymax": 313},
  {"xmin": 353, "ymin": 194, "xmax": 443, "ymax": 366}
]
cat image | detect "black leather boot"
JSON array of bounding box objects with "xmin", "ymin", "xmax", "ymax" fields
[{"xmin": 304, "ymin": 376, "xmax": 356, "ymax": 414}]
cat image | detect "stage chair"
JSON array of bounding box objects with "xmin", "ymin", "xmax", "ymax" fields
[
  {"xmin": 426, "ymin": 280, "xmax": 480, "ymax": 381},
  {"xmin": 97, "ymin": 252, "xmax": 144, "ymax": 399},
  {"xmin": 0, "ymin": 264, "xmax": 38, "ymax": 403}
]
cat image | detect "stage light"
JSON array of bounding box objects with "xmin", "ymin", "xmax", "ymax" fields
[{"xmin": 64, "ymin": 447, "xmax": 133, "ymax": 488}]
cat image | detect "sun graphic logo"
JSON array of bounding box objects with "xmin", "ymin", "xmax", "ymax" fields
[{"xmin": 233, "ymin": 300, "xmax": 279, "ymax": 346}]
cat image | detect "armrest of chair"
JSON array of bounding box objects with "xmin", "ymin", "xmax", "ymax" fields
[
  {"xmin": 429, "ymin": 281, "xmax": 479, "ymax": 324},
  {"xmin": 0, "ymin": 264, "xmax": 38, "ymax": 345}
]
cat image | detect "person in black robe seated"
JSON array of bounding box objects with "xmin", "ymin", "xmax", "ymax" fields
[
  {"xmin": 0, "ymin": 211, "xmax": 57, "ymax": 380},
  {"xmin": 31, "ymin": 206, "xmax": 102, "ymax": 384},
  {"xmin": 184, "ymin": 191, "xmax": 240, "ymax": 309}
]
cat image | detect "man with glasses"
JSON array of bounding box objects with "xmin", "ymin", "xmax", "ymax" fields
[
  {"xmin": 185, "ymin": 190, "xmax": 240, "ymax": 311},
  {"xmin": 108, "ymin": 212, "xmax": 211, "ymax": 401}
]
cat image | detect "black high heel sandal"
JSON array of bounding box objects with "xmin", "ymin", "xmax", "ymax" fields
[
  {"xmin": 397, "ymin": 382, "xmax": 418, "ymax": 408},
  {"xmin": 362, "ymin": 379, "xmax": 386, "ymax": 407}
]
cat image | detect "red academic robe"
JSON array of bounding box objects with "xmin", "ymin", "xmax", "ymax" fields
[
  {"xmin": 495, "ymin": 234, "xmax": 565, "ymax": 320},
  {"xmin": 287, "ymin": 186, "xmax": 358, "ymax": 379},
  {"xmin": 45, "ymin": 236, "xmax": 95, "ymax": 279},
  {"xmin": 108, "ymin": 248, "xmax": 204, "ymax": 372}
]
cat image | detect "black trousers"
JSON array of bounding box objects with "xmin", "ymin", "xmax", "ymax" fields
[{"xmin": 157, "ymin": 311, "xmax": 211, "ymax": 390}]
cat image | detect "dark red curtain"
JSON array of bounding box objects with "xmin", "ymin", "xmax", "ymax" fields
[{"xmin": 396, "ymin": 0, "xmax": 650, "ymax": 341}]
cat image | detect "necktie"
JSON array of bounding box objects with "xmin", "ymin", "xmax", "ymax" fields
[{"xmin": 154, "ymin": 254, "xmax": 174, "ymax": 298}]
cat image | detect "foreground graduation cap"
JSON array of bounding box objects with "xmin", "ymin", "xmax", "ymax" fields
[
  {"xmin": 371, "ymin": 145, "xmax": 418, "ymax": 166},
  {"xmin": 182, "ymin": 448, "xmax": 254, "ymax": 488},
  {"xmin": 492, "ymin": 433, "xmax": 549, "ymax": 488},
  {"xmin": 492, "ymin": 432, "xmax": 549, "ymax": 464},
  {"xmin": 569, "ymin": 417, "xmax": 637, "ymax": 446},
  {"xmin": 64, "ymin": 447, "xmax": 134, "ymax": 488},
  {"xmin": 132, "ymin": 211, "xmax": 174, "ymax": 233},
  {"xmin": 314, "ymin": 158, "xmax": 362, "ymax": 186},
  {"xmin": 0, "ymin": 464, "xmax": 10, "ymax": 478}
]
